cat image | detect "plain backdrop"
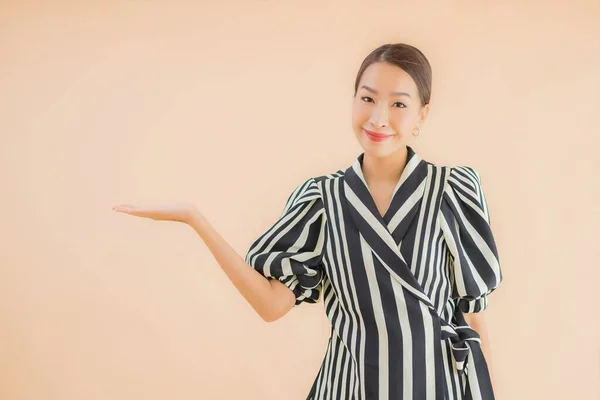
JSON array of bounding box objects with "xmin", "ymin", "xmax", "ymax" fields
[{"xmin": 1, "ymin": 1, "xmax": 599, "ymax": 399}]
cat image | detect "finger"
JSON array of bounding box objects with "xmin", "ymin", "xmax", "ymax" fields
[
  {"xmin": 116, "ymin": 206, "xmax": 156, "ymax": 219},
  {"xmin": 113, "ymin": 204, "xmax": 139, "ymax": 214}
]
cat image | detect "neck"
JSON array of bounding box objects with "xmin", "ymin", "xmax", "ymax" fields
[{"xmin": 361, "ymin": 146, "xmax": 409, "ymax": 185}]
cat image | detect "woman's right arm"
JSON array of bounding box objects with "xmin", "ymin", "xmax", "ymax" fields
[{"xmin": 187, "ymin": 210, "xmax": 296, "ymax": 323}]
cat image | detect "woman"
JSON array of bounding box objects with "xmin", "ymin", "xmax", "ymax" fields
[{"xmin": 113, "ymin": 43, "xmax": 503, "ymax": 400}]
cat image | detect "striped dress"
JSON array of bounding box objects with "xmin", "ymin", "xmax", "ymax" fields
[{"xmin": 245, "ymin": 145, "xmax": 503, "ymax": 400}]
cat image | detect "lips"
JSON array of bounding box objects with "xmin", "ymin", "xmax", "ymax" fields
[
  {"xmin": 364, "ymin": 129, "xmax": 391, "ymax": 138},
  {"xmin": 363, "ymin": 129, "xmax": 394, "ymax": 142}
]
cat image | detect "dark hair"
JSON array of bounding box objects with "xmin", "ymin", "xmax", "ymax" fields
[{"xmin": 353, "ymin": 43, "xmax": 432, "ymax": 107}]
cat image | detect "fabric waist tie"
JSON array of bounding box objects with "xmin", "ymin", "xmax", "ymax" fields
[{"xmin": 438, "ymin": 307, "xmax": 496, "ymax": 400}]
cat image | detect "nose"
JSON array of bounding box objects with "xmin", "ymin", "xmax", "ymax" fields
[{"xmin": 368, "ymin": 103, "xmax": 388, "ymax": 128}]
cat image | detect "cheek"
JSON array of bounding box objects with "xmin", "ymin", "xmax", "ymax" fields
[
  {"xmin": 391, "ymin": 112, "xmax": 416, "ymax": 132},
  {"xmin": 351, "ymin": 103, "xmax": 369, "ymax": 126}
]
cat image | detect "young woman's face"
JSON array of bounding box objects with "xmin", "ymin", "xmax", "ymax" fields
[{"xmin": 352, "ymin": 61, "xmax": 429, "ymax": 158}]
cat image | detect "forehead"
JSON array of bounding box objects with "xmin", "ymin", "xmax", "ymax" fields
[{"xmin": 358, "ymin": 62, "xmax": 417, "ymax": 94}]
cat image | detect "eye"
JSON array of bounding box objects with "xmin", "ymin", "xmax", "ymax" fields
[{"xmin": 361, "ymin": 97, "xmax": 406, "ymax": 108}]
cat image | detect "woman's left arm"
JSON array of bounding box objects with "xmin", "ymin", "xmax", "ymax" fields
[{"xmin": 464, "ymin": 311, "xmax": 496, "ymax": 391}]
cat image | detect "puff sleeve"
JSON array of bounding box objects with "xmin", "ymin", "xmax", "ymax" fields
[
  {"xmin": 244, "ymin": 177, "xmax": 328, "ymax": 306},
  {"xmin": 440, "ymin": 166, "xmax": 503, "ymax": 313}
]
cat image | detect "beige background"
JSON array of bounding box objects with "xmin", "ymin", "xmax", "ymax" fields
[{"xmin": 1, "ymin": 1, "xmax": 599, "ymax": 399}]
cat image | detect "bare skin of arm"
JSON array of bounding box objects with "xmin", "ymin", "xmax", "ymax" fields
[
  {"xmin": 112, "ymin": 202, "xmax": 296, "ymax": 323},
  {"xmin": 187, "ymin": 211, "xmax": 296, "ymax": 322},
  {"xmin": 464, "ymin": 311, "xmax": 496, "ymax": 391}
]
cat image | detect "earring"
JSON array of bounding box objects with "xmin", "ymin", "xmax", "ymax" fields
[{"xmin": 412, "ymin": 126, "xmax": 421, "ymax": 137}]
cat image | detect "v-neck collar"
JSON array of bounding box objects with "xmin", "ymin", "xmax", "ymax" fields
[
  {"xmin": 342, "ymin": 145, "xmax": 434, "ymax": 309},
  {"xmin": 344, "ymin": 145, "xmax": 429, "ymax": 230}
]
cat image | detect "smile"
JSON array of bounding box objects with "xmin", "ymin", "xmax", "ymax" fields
[{"xmin": 364, "ymin": 129, "xmax": 394, "ymax": 142}]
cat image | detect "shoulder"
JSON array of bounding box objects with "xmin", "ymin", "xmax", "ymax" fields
[
  {"xmin": 285, "ymin": 177, "xmax": 321, "ymax": 208},
  {"xmin": 283, "ymin": 173, "xmax": 340, "ymax": 217},
  {"xmin": 447, "ymin": 165, "xmax": 483, "ymax": 192},
  {"xmin": 422, "ymin": 157, "xmax": 481, "ymax": 184},
  {"xmin": 443, "ymin": 164, "xmax": 490, "ymax": 220},
  {"xmin": 286, "ymin": 166, "xmax": 345, "ymax": 203},
  {"xmin": 419, "ymin": 157, "xmax": 483, "ymax": 197},
  {"xmin": 313, "ymin": 169, "xmax": 346, "ymax": 183}
]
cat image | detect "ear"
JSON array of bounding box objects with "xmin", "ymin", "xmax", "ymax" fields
[{"xmin": 419, "ymin": 103, "xmax": 430, "ymax": 125}]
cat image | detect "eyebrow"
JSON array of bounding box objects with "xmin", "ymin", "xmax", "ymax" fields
[{"xmin": 360, "ymin": 85, "xmax": 412, "ymax": 98}]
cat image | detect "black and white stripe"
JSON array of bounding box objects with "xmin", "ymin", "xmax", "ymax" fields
[{"xmin": 246, "ymin": 146, "xmax": 503, "ymax": 400}]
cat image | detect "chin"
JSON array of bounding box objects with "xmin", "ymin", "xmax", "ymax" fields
[
  {"xmin": 361, "ymin": 141, "xmax": 392, "ymax": 156},
  {"xmin": 362, "ymin": 139, "xmax": 406, "ymax": 157}
]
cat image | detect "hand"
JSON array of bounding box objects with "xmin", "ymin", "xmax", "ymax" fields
[{"xmin": 112, "ymin": 202, "xmax": 198, "ymax": 224}]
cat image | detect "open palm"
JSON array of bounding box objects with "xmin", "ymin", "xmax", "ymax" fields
[{"xmin": 112, "ymin": 202, "xmax": 197, "ymax": 223}]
